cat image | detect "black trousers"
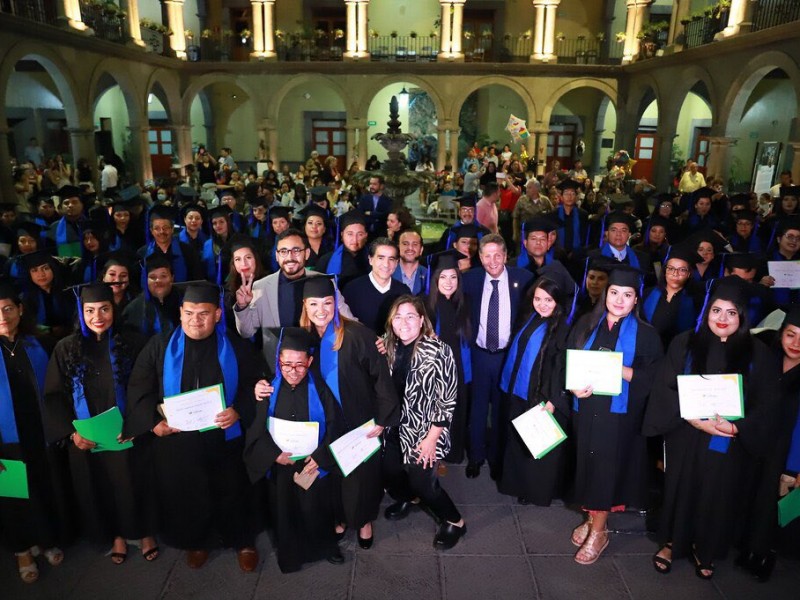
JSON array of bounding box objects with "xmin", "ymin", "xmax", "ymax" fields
[{"xmin": 383, "ymin": 428, "xmax": 461, "ymax": 524}]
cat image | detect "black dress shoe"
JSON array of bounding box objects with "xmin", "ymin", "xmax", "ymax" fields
[
  {"xmin": 517, "ymin": 496, "xmax": 532, "ymax": 506},
  {"xmin": 433, "ymin": 522, "xmax": 466, "ymax": 550},
  {"xmin": 465, "ymin": 462, "xmax": 483, "ymax": 479},
  {"xmin": 357, "ymin": 534, "xmax": 374, "ymax": 550},
  {"xmin": 327, "ymin": 549, "xmax": 345, "ymax": 564},
  {"xmin": 752, "ymin": 551, "xmax": 777, "ymax": 582},
  {"xmin": 384, "ymin": 500, "xmax": 413, "ymax": 521},
  {"xmin": 335, "ymin": 529, "xmax": 346, "ymax": 542},
  {"xmin": 734, "ymin": 550, "xmax": 756, "ymax": 571}
]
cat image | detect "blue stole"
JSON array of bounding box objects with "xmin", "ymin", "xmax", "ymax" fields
[
  {"xmin": 144, "ymin": 301, "xmax": 164, "ymax": 335},
  {"xmin": 268, "ymin": 371, "xmax": 328, "ymax": 478},
  {"xmin": 730, "ymin": 233, "xmax": 762, "ymax": 253},
  {"xmin": 326, "ymin": 244, "xmax": 345, "ymax": 276},
  {"xmin": 179, "ymin": 228, "xmax": 207, "ymax": 247},
  {"xmin": 517, "ymin": 249, "xmax": 553, "ymax": 269},
  {"xmin": 573, "ymin": 313, "xmax": 638, "ymax": 414},
  {"xmin": 162, "ymin": 327, "xmax": 241, "ymax": 441},
  {"xmin": 600, "ymin": 242, "xmax": 641, "ymax": 269},
  {"xmin": 557, "ymin": 206, "xmax": 581, "ymax": 251},
  {"xmin": 434, "ymin": 312, "xmax": 471, "ymax": 384},
  {"xmin": 786, "ymin": 402, "xmax": 800, "ymax": 473},
  {"xmin": 8, "ymin": 258, "xmax": 22, "ymax": 282},
  {"xmin": 683, "ymin": 353, "xmax": 734, "ymax": 454},
  {"xmin": 201, "ymin": 238, "xmax": 217, "ymax": 280},
  {"xmin": 319, "ymin": 323, "xmax": 341, "ymax": 406},
  {"xmin": 145, "ymin": 240, "xmax": 188, "ymax": 282},
  {"xmin": 71, "ymin": 332, "xmax": 128, "ymax": 420},
  {"xmin": 0, "ymin": 336, "xmax": 48, "ymax": 444},
  {"xmin": 55, "ymin": 216, "xmax": 72, "ymax": 246},
  {"xmin": 642, "ymin": 288, "xmax": 696, "ymax": 333},
  {"xmin": 499, "ymin": 315, "xmax": 548, "ymax": 401},
  {"xmin": 446, "ymin": 221, "xmax": 484, "ymax": 250}
]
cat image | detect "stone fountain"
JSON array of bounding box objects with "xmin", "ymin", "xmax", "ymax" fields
[{"xmin": 353, "ymin": 95, "xmax": 434, "ymax": 207}]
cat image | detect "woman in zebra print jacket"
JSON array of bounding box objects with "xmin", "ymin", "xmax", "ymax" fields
[{"xmin": 382, "ymin": 295, "xmax": 467, "ymax": 550}]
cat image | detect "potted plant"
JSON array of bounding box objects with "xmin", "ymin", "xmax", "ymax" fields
[
  {"xmin": 390, "ymin": 30, "xmax": 398, "ymax": 39},
  {"xmin": 369, "ymin": 29, "xmax": 379, "ymax": 39},
  {"xmin": 556, "ymin": 32, "xmax": 565, "ymax": 42},
  {"xmin": 596, "ymin": 32, "xmax": 606, "ymax": 42},
  {"xmin": 463, "ymin": 30, "xmax": 473, "ymax": 40},
  {"xmin": 240, "ymin": 29, "xmax": 251, "ymax": 45},
  {"xmin": 409, "ymin": 31, "xmax": 418, "ymax": 39},
  {"xmin": 615, "ymin": 31, "xmax": 626, "ymax": 43},
  {"xmin": 333, "ymin": 28, "xmax": 344, "ymax": 40}
]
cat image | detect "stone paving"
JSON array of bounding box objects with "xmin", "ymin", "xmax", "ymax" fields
[{"xmin": 2, "ymin": 463, "xmax": 799, "ymax": 599}]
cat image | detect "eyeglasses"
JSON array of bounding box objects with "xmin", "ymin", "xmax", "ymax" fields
[
  {"xmin": 280, "ymin": 362, "xmax": 308, "ymax": 372},
  {"xmin": 783, "ymin": 234, "xmax": 800, "ymax": 243},
  {"xmin": 665, "ymin": 266, "xmax": 690, "ymax": 275},
  {"xmin": 276, "ymin": 247, "xmax": 305, "ymax": 258}
]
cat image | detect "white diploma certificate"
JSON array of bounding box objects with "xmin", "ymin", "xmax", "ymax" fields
[
  {"xmin": 677, "ymin": 374, "xmax": 744, "ymax": 421},
  {"xmin": 162, "ymin": 384, "xmax": 225, "ymax": 432},
  {"xmin": 268, "ymin": 417, "xmax": 319, "ymax": 459},
  {"xmin": 565, "ymin": 350, "xmax": 624, "ymax": 396},
  {"xmin": 512, "ymin": 404, "xmax": 567, "ymax": 460},
  {"xmin": 329, "ymin": 419, "xmax": 381, "ymax": 477},
  {"xmin": 768, "ymin": 261, "xmax": 800, "ymax": 289}
]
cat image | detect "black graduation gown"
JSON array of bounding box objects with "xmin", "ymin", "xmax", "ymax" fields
[
  {"xmin": 641, "ymin": 286, "xmax": 700, "ymax": 350},
  {"xmin": 498, "ymin": 316, "xmax": 570, "ymax": 505},
  {"xmin": 322, "ymin": 321, "xmax": 400, "ymax": 528},
  {"xmin": 0, "ymin": 337, "xmax": 74, "ymax": 553},
  {"xmin": 642, "ymin": 332, "xmax": 780, "ymax": 564},
  {"xmin": 24, "ymin": 286, "xmax": 75, "ymax": 339},
  {"xmin": 42, "ymin": 331, "xmax": 152, "ymax": 543},
  {"xmin": 317, "ymin": 248, "xmax": 370, "ymax": 288},
  {"xmin": 426, "ymin": 295, "xmax": 471, "ymax": 463},
  {"xmin": 124, "ymin": 330, "xmax": 263, "ymax": 550},
  {"xmin": 567, "ymin": 314, "xmax": 663, "ymax": 511},
  {"xmin": 243, "ymin": 378, "xmax": 343, "ymax": 574},
  {"xmin": 120, "ymin": 290, "xmax": 181, "ymax": 337},
  {"xmin": 342, "ymin": 276, "xmax": 410, "ymax": 335},
  {"xmin": 136, "ymin": 240, "xmax": 204, "ymax": 282}
]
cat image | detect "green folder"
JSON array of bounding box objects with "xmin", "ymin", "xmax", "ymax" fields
[
  {"xmin": 72, "ymin": 406, "xmax": 133, "ymax": 453},
  {"xmin": 0, "ymin": 460, "xmax": 29, "ymax": 499},
  {"xmin": 778, "ymin": 487, "xmax": 800, "ymax": 528},
  {"xmin": 56, "ymin": 241, "xmax": 82, "ymax": 258}
]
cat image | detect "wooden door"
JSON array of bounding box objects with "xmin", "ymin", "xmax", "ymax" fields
[
  {"xmin": 148, "ymin": 127, "xmax": 173, "ymax": 178},
  {"xmin": 463, "ymin": 9, "xmax": 496, "ymax": 61},
  {"xmin": 311, "ymin": 118, "xmax": 347, "ymax": 172},
  {"xmin": 546, "ymin": 124, "xmax": 576, "ymax": 170},
  {"xmin": 631, "ymin": 132, "xmax": 655, "ymax": 181}
]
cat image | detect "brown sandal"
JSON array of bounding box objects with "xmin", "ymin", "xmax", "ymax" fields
[
  {"xmin": 574, "ymin": 529, "xmax": 609, "ymax": 565},
  {"xmin": 571, "ymin": 514, "xmax": 594, "ymax": 547},
  {"xmin": 16, "ymin": 551, "xmax": 39, "ymax": 584}
]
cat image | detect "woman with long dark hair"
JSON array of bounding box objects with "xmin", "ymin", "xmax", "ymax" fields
[
  {"xmin": 202, "ymin": 206, "xmax": 234, "ymax": 283},
  {"xmin": 0, "ymin": 282, "xmax": 72, "ymax": 583},
  {"xmin": 424, "ymin": 250, "xmax": 472, "ymax": 464},
  {"xmin": 42, "ymin": 282, "xmax": 158, "ymax": 565},
  {"xmin": 382, "ymin": 295, "xmax": 466, "ymax": 549},
  {"xmin": 297, "ymin": 275, "xmax": 399, "ymax": 549},
  {"xmin": 643, "ymin": 277, "xmax": 780, "ymax": 579},
  {"xmin": 498, "ymin": 275, "xmax": 571, "ymax": 506},
  {"xmin": 21, "ymin": 251, "xmax": 74, "ymax": 340},
  {"xmin": 566, "ymin": 265, "xmax": 663, "ymax": 565}
]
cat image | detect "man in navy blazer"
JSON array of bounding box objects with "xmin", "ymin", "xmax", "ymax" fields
[
  {"xmin": 461, "ymin": 233, "xmax": 534, "ymax": 480},
  {"xmin": 358, "ymin": 175, "xmax": 393, "ymax": 239}
]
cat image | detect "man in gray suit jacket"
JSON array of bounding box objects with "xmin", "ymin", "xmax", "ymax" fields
[{"xmin": 234, "ymin": 228, "xmax": 354, "ymax": 372}]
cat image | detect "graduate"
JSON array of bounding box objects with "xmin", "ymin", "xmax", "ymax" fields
[
  {"xmin": 643, "ymin": 276, "xmax": 780, "ymax": 580},
  {"xmin": 125, "ymin": 280, "xmax": 263, "ymax": 571},
  {"xmin": 201, "ymin": 206, "xmax": 234, "ymax": 283},
  {"xmin": 138, "ymin": 204, "xmax": 203, "ymax": 283},
  {"xmin": 108, "ymin": 197, "xmax": 143, "ymax": 254},
  {"xmin": 20, "ymin": 250, "xmax": 75, "ymax": 340},
  {"xmin": 4, "ymin": 221, "xmax": 45, "ymax": 284},
  {"xmin": 423, "ymin": 250, "xmax": 473, "ymax": 464},
  {"xmin": 641, "ymin": 244, "xmax": 702, "ymax": 349},
  {"xmin": 178, "ymin": 204, "xmax": 208, "ymax": 257},
  {"xmin": 0, "ymin": 281, "xmax": 72, "ymax": 583},
  {"xmin": 498, "ymin": 275, "xmax": 572, "ymax": 506},
  {"xmin": 120, "ymin": 255, "xmax": 180, "ymax": 337},
  {"xmin": 98, "ymin": 250, "xmax": 136, "ymax": 312},
  {"xmin": 566, "ymin": 264, "xmax": 663, "ymax": 565},
  {"xmin": 73, "ymin": 218, "xmax": 110, "ymax": 285},
  {"xmin": 299, "ymin": 203, "xmax": 333, "ymax": 270},
  {"xmin": 297, "ymin": 275, "xmax": 400, "ymax": 549},
  {"xmin": 41, "ymin": 282, "xmax": 158, "ymax": 565},
  {"xmin": 248, "ymin": 327, "xmax": 345, "ymax": 573},
  {"xmin": 317, "ymin": 211, "xmax": 371, "ymax": 287},
  {"xmin": 47, "ymin": 186, "xmax": 85, "ymax": 258}
]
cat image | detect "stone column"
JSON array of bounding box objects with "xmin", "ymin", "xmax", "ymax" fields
[
  {"xmin": 705, "ymin": 136, "xmax": 737, "ymax": 182},
  {"xmin": 438, "ymin": 1, "xmax": 465, "ymax": 62},
  {"xmin": 541, "ymin": 0, "xmax": 560, "ymax": 63},
  {"xmin": 173, "ymin": 124, "xmax": 193, "ymax": 170},
  {"xmin": 667, "ymin": 0, "xmax": 691, "ymax": 46},
  {"xmin": 250, "ymin": 0, "xmax": 277, "ymax": 60},
  {"xmin": 57, "ymin": 0, "xmax": 88, "ymax": 31},
  {"xmin": 67, "ymin": 127, "xmax": 97, "ymax": 181},
  {"xmin": 622, "ymin": 0, "xmax": 652, "ymax": 64},
  {"xmin": 451, "ymin": 0, "xmax": 465, "ymax": 56},
  {"xmin": 449, "ymin": 128, "xmax": 460, "ymax": 171},
  {"xmin": 266, "ymin": 126, "xmax": 279, "ymax": 167},
  {"xmin": 346, "ymin": 125, "xmax": 357, "ymax": 168},
  {"xmin": 723, "ymin": 0, "xmax": 755, "ymax": 37},
  {"xmin": 127, "ymin": 126, "xmax": 153, "ymax": 185},
  {"xmin": 164, "ymin": 0, "xmax": 187, "ymax": 60},
  {"xmin": 789, "ymin": 142, "xmax": 800, "ymax": 185},
  {"xmin": 532, "ymin": 127, "xmax": 549, "ymax": 176},
  {"xmin": 357, "ymin": 127, "xmax": 369, "ymax": 169},
  {"xmin": 344, "ymin": 1, "xmax": 358, "ymax": 59},
  {"xmin": 357, "ymin": 1, "xmax": 370, "ymax": 59},
  {"xmin": 119, "ymin": 0, "xmax": 146, "ymax": 47},
  {"xmin": 437, "ymin": 127, "xmax": 448, "ymax": 171},
  {"xmin": 439, "ymin": 2, "xmax": 452, "ymax": 55},
  {"xmin": 0, "ymin": 126, "xmax": 14, "ymax": 200}
]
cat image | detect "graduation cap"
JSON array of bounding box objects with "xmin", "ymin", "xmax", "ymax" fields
[
  {"xmin": 722, "ymin": 252, "xmax": 763, "ymax": 272},
  {"xmin": 148, "ymin": 204, "xmax": 178, "ymax": 224},
  {"xmin": 556, "ymin": 179, "xmax": 581, "ymax": 193},
  {"xmin": 110, "ymin": 198, "xmax": 135, "ymax": 214},
  {"xmin": 779, "ymin": 186, "xmax": 800, "ymax": 198},
  {"xmin": 690, "ymin": 230, "xmax": 728, "ymax": 254},
  {"xmin": 244, "ymin": 182, "xmax": 261, "ymax": 204},
  {"xmin": 118, "ymin": 185, "xmax": 143, "ymax": 203},
  {"xmin": 732, "ymin": 209, "xmax": 758, "ymax": 224},
  {"xmin": 654, "ymin": 192, "xmax": 677, "ymax": 206},
  {"xmin": 709, "ymin": 275, "xmax": 755, "ymax": 308},
  {"xmin": 21, "ymin": 249, "xmax": 55, "ymax": 270},
  {"xmin": 217, "ymin": 188, "xmax": 239, "ymax": 202},
  {"xmin": 664, "ymin": 243, "xmax": 703, "ymax": 267},
  {"xmin": 781, "ymin": 304, "xmax": 800, "ymax": 329},
  {"xmin": 777, "ymin": 217, "xmax": 800, "ymax": 236},
  {"xmin": 65, "ymin": 281, "xmax": 116, "ymax": 337},
  {"xmin": 606, "ymin": 263, "xmax": 645, "ymax": 291},
  {"xmin": 457, "ymin": 193, "xmax": 478, "ymax": 208},
  {"xmin": 608, "ymin": 194, "xmax": 634, "ymax": 209},
  {"xmin": 269, "ymin": 206, "xmax": 292, "ymax": 222},
  {"xmin": 523, "ymin": 217, "xmax": 558, "ymax": 235},
  {"xmin": 278, "ymin": 327, "xmax": 314, "ymax": 354},
  {"xmin": 15, "ymin": 221, "xmax": 44, "ymax": 240},
  {"xmin": 143, "ymin": 253, "xmax": 172, "ymax": 274},
  {"xmin": 293, "ymin": 274, "xmax": 335, "ymax": 299},
  {"xmin": 57, "ymin": 185, "xmax": 83, "ymax": 201},
  {"xmin": 181, "ymin": 203, "xmax": 207, "ymax": 221},
  {"xmin": 175, "ymin": 186, "xmax": 198, "ymax": 203},
  {"xmin": 226, "ymin": 234, "xmax": 257, "ymax": 256},
  {"xmin": 0, "ymin": 202, "xmax": 19, "ymax": 214},
  {"xmin": 36, "ymin": 192, "xmax": 56, "ymax": 206},
  {"xmin": 309, "ymin": 186, "xmax": 329, "ymax": 203},
  {"xmin": 646, "ymin": 215, "xmax": 672, "ymax": 231},
  {"xmin": 691, "ymin": 187, "xmax": 715, "ymax": 202},
  {"xmin": 0, "ymin": 277, "xmax": 22, "ymax": 302},
  {"xmin": 728, "ymin": 193, "xmax": 751, "ymax": 209},
  {"xmin": 605, "ymin": 211, "xmax": 636, "ymax": 230},
  {"xmin": 249, "ymin": 195, "xmax": 269, "ymax": 210},
  {"xmin": 208, "ymin": 205, "xmax": 233, "ymax": 221},
  {"xmin": 338, "ymin": 210, "xmax": 366, "ymax": 231},
  {"xmin": 82, "ymin": 217, "xmax": 110, "ymax": 237},
  {"xmin": 297, "ymin": 203, "xmax": 328, "ymax": 223},
  {"xmin": 173, "ymin": 280, "xmax": 222, "ymax": 306},
  {"xmin": 426, "ymin": 249, "xmax": 467, "ymax": 294},
  {"xmin": 452, "ymin": 223, "xmax": 480, "ymax": 241}
]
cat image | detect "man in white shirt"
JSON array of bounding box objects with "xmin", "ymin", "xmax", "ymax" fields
[
  {"xmin": 769, "ymin": 170, "xmax": 793, "ymax": 198},
  {"xmin": 100, "ymin": 157, "xmax": 119, "ymax": 195},
  {"xmin": 678, "ymin": 161, "xmax": 706, "ymax": 193}
]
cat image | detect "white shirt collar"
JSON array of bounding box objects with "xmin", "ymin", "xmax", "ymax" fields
[{"xmin": 369, "ymin": 272, "xmax": 392, "ymax": 294}]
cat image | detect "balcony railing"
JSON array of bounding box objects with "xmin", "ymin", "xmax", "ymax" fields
[
  {"xmin": 0, "ymin": 0, "xmax": 57, "ymax": 25},
  {"xmin": 367, "ymin": 36, "xmax": 439, "ymax": 62},
  {"xmin": 555, "ymin": 37, "xmax": 624, "ymax": 65},
  {"xmin": 80, "ymin": 1, "xmax": 127, "ymax": 44},
  {"xmin": 683, "ymin": 11, "xmax": 729, "ymax": 49},
  {"xmin": 752, "ymin": 0, "xmax": 800, "ymax": 32}
]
